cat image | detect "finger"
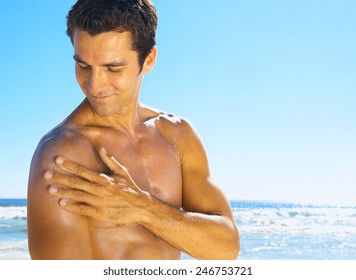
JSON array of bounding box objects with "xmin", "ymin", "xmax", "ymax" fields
[
  {"xmin": 55, "ymin": 157, "xmax": 111, "ymax": 185},
  {"xmin": 44, "ymin": 170, "xmax": 108, "ymax": 196},
  {"xmin": 99, "ymin": 148, "xmax": 141, "ymax": 192},
  {"xmin": 99, "ymin": 147, "xmax": 129, "ymax": 176},
  {"xmin": 59, "ymin": 199, "xmax": 99, "ymax": 219},
  {"xmin": 48, "ymin": 185, "xmax": 99, "ymax": 205},
  {"xmin": 59, "ymin": 200, "xmax": 121, "ymax": 223}
]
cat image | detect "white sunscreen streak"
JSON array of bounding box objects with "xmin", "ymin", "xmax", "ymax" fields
[{"xmin": 144, "ymin": 114, "xmax": 181, "ymax": 128}]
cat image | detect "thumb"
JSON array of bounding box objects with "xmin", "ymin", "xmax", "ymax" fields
[{"xmin": 98, "ymin": 147, "xmax": 128, "ymax": 176}]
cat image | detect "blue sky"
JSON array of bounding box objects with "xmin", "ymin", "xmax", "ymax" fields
[{"xmin": 0, "ymin": 1, "xmax": 355, "ymax": 205}]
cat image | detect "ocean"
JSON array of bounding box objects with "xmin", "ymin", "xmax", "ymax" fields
[
  {"xmin": 1, "ymin": 199, "xmax": 355, "ymax": 260},
  {"xmin": 0, "ymin": 199, "xmax": 28, "ymax": 260}
]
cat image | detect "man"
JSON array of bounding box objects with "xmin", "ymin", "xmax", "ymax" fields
[{"xmin": 27, "ymin": 0, "xmax": 239, "ymax": 260}]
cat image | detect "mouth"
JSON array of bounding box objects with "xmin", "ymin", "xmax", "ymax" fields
[
  {"xmin": 92, "ymin": 95, "xmax": 112, "ymax": 99},
  {"xmin": 89, "ymin": 95, "xmax": 114, "ymax": 102}
]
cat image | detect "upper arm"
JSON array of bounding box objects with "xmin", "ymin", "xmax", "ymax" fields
[
  {"xmin": 177, "ymin": 120, "xmax": 234, "ymax": 219},
  {"xmin": 27, "ymin": 131, "xmax": 95, "ymax": 259}
]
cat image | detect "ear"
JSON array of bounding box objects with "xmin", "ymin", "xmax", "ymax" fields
[{"xmin": 142, "ymin": 47, "xmax": 157, "ymax": 74}]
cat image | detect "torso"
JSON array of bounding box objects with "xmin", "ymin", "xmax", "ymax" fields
[{"xmin": 41, "ymin": 103, "xmax": 184, "ymax": 259}]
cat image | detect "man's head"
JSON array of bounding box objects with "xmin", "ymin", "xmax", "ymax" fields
[{"xmin": 66, "ymin": 0, "xmax": 158, "ymax": 69}]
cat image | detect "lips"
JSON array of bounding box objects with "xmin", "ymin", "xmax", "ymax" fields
[
  {"xmin": 90, "ymin": 95, "xmax": 113, "ymax": 101},
  {"xmin": 92, "ymin": 94, "xmax": 111, "ymax": 98}
]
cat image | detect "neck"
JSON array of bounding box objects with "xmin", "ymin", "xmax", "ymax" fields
[{"xmin": 72, "ymin": 99, "xmax": 144, "ymax": 139}]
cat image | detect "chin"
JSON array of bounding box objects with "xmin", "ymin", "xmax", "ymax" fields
[
  {"xmin": 90, "ymin": 103, "xmax": 118, "ymax": 117},
  {"xmin": 94, "ymin": 109, "xmax": 117, "ymax": 117}
]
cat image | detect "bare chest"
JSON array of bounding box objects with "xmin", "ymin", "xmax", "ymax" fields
[{"xmin": 81, "ymin": 127, "xmax": 183, "ymax": 208}]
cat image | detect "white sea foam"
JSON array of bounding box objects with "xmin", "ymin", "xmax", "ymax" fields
[
  {"xmin": 0, "ymin": 239, "xmax": 30, "ymax": 260},
  {"xmin": 0, "ymin": 206, "xmax": 27, "ymax": 220},
  {"xmin": 0, "ymin": 224, "xmax": 11, "ymax": 228},
  {"xmin": 233, "ymin": 207, "xmax": 356, "ymax": 236}
]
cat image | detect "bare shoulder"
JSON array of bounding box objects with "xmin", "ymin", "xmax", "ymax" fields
[
  {"xmin": 142, "ymin": 108, "xmax": 233, "ymax": 217},
  {"xmin": 33, "ymin": 118, "xmax": 108, "ymax": 170},
  {"xmin": 141, "ymin": 105, "xmax": 199, "ymax": 147},
  {"xmin": 28, "ymin": 123, "xmax": 95, "ymax": 212},
  {"xmin": 28, "ymin": 123, "xmax": 102, "ymax": 202},
  {"xmin": 27, "ymin": 125, "xmax": 94, "ymax": 259},
  {"xmin": 31, "ymin": 127, "xmax": 73, "ymax": 180},
  {"xmin": 37, "ymin": 118, "xmax": 91, "ymax": 149}
]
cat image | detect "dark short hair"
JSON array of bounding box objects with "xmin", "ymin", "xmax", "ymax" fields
[{"xmin": 66, "ymin": 0, "xmax": 158, "ymax": 68}]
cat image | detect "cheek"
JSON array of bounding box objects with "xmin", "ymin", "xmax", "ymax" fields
[
  {"xmin": 75, "ymin": 69, "xmax": 85, "ymax": 84},
  {"xmin": 109, "ymin": 74, "xmax": 130, "ymax": 90},
  {"xmin": 75, "ymin": 70, "xmax": 90, "ymax": 93}
]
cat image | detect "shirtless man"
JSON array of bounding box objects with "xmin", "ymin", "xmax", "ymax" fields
[{"xmin": 27, "ymin": 0, "xmax": 239, "ymax": 260}]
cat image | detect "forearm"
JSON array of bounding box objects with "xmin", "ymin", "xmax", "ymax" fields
[{"xmin": 140, "ymin": 196, "xmax": 240, "ymax": 260}]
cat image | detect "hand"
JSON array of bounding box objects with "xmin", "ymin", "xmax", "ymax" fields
[{"xmin": 44, "ymin": 147, "xmax": 150, "ymax": 225}]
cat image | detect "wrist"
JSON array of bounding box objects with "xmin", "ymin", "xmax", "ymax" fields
[{"xmin": 135, "ymin": 190, "xmax": 157, "ymax": 226}]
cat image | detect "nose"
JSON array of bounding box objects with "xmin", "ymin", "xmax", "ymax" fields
[{"xmin": 86, "ymin": 68, "xmax": 107, "ymax": 95}]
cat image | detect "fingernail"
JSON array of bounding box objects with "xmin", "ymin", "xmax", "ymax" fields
[
  {"xmin": 101, "ymin": 147, "xmax": 107, "ymax": 155},
  {"xmin": 44, "ymin": 171, "xmax": 53, "ymax": 179},
  {"xmin": 60, "ymin": 199, "xmax": 67, "ymax": 207},
  {"xmin": 48, "ymin": 186, "xmax": 58, "ymax": 194},
  {"xmin": 56, "ymin": 157, "xmax": 64, "ymax": 165}
]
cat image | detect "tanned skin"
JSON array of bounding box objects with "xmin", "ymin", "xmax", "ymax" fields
[{"xmin": 27, "ymin": 30, "xmax": 239, "ymax": 260}]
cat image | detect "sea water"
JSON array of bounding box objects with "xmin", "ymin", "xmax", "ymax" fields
[
  {"xmin": 1, "ymin": 199, "xmax": 355, "ymax": 260},
  {"xmin": 0, "ymin": 199, "xmax": 28, "ymax": 259}
]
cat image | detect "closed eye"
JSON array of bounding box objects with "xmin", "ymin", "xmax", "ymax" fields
[
  {"xmin": 107, "ymin": 66, "xmax": 123, "ymax": 73},
  {"xmin": 76, "ymin": 62, "xmax": 90, "ymax": 70}
]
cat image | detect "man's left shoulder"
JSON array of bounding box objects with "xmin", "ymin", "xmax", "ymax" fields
[
  {"xmin": 153, "ymin": 111, "xmax": 197, "ymax": 139},
  {"xmin": 156, "ymin": 112, "xmax": 188, "ymax": 129},
  {"xmin": 141, "ymin": 105, "xmax": 200, "ymax": 144},
  {"xmin": 142, "ymin": 105, "xmax": 187, "ymax": 129}
]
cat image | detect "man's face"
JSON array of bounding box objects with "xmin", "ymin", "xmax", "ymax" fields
[{"xmin": 73, "ymin": 29, "xmax": 153, "ymax": 117}]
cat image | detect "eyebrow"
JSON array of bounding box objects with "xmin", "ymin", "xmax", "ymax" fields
[{"xmin": 73, "ymin": 54, "xmax": 127, "ymax": 67}]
